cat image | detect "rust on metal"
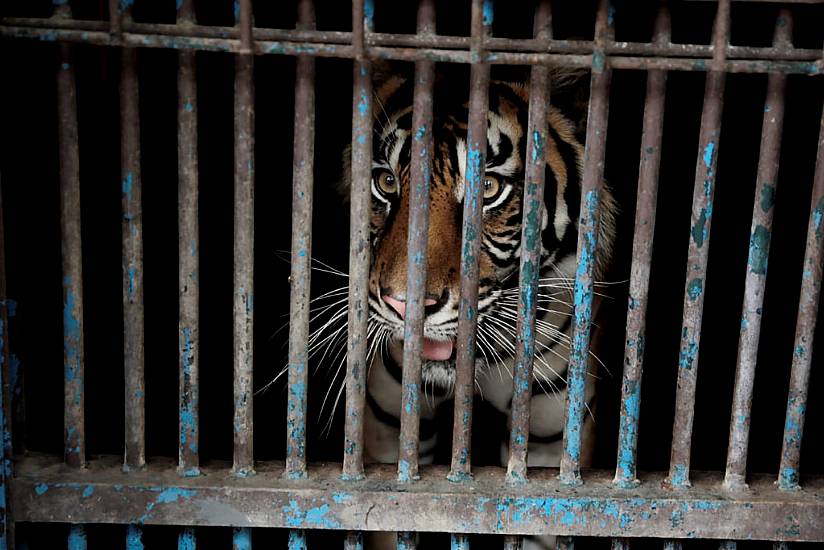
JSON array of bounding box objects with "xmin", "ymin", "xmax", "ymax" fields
[
  {"xmin": 449, "ymin": 0, "xmax": 492, "ymax": 483},
  {"xmin": 344, "ymin": 531, "xmax": 364, "ymax": 550},
  {"xmin": 119, "ymin": 2, "xmax": 146, "ymax": 471},
  {"xmin": 286, "ymin": 0, "xmax": 316, "ymax": 481},
  {"xmin": 614, "ymin": 5, "xmax": 670, "ymax": 490},
  {"xmin": 21, "ymin": 457, "xmax": 823, "ymax": 539},
  {"xmin": 778, "ymin": 82, "xmax": 824, "ymax": 491},
  {"xmin": 397, "ymin": 0, "xmax": 435, "ymax": 485},
  {"xmin": 506, "ymin": 0, "xmax": 551, "ymax": 486},
  {"xmin": 724, "ymin": 10, "xmax": 790, "ymax": 491},
  {"xmin": 177, "ymin": 0, "xmax": 200, "ymax": 479},
  {"xmin": 232, "ymin": 0, "xmax": 256, "ymax": 477},
  {"xmin": 55, "ymin": 5, "xmax": 85, "ymax": 470},
  {"xmin": 668, "ymin": 0, "xmax": 730, "ymax": 489},
  {"xmin": 561, "ymin": 0, "xmax": 612, "ymax": 487},
  {"xmin": 343, "ymin": 0, "xmax": 374, "ymax": 482}
]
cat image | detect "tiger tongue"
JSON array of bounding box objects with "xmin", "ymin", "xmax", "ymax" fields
[{"xmin": 422, "ymin": 337, "xmax": 454, "ymax": 361}]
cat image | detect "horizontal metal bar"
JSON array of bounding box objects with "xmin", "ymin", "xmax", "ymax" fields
[
  {"xmin": 3, "ymin": 17, "xmax": 822, "ymax": 62},
  {"xmin": 11, "ymin": 456, "xmax": 824, "ymax": 541},
  {"xmin": 2, "ymin": 26, "xmax": 822, "ymax": 74}
]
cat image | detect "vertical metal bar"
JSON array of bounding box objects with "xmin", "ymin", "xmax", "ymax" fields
[
  {"xmin": 119, "ymin": 0, "xmax": 146, "ymax": 471},
  {"xmin": 397, "ymin": 0, "xmax": 435, "ymax": 485},
  {"xmin": 177, "ymin": 0, "xmax": 200, "ymax": 479},
  {"xmin": 611, "ymin": 539, "xmax": 630, "ymax": 550},
  {"xmin": 57, "ymin": 22, "xmax": 85, "ymax": 470},
  {"xmin": 232, "ymin": 527, "xmax": 251, "ymax": 550},
  {"xmin": 342, "ymin": 0, "xmax": 374, "ymax": 482},
  {"xmin": 560, "ymin": 0, "xmax": 612, "ymax": 487},
  {"xmin": 613, "ymin": 5, "xmax": 670, "ymax": 489},
  {"xmin": 397, "ymin": 532, "xmax": 416, "ymax": 550},
  {"xmin": 232, "ymin": 0, "xmax": 255, "ymax": 477},
  {"xmin": 719, "ymin": 542, "xmax": 736, "ymax": 550},
  {"xmin": 178, "ymin": 527, "xmax": 196, "ymax": 550},
  {"xmin": 0, "ymin": 180, "xmax": 13, "ymax": 550},
  {"xmin": 344, "ymin": 532, "xmax": 364, "ymax": 550},
  {"xmin": 451, "ymin": 534, "xmax": 470, "ymax": 550},
  {"xmin": 506, "ymin": 0, "xmax": 551, "ymax": 486},
  {"xmin": 724, "ymin": 11, "xmax": 790, "ymax": 491},
  {"xmin": 777, "ymin": 90, "xmax": 824, "ymax": 491},
  {"xmin": 287, "ymin": 530, "xmax": 306, "ymax": 550},
  {"xmin": 67, "ymin": 525, "xmax": 86, "ymax": 550},
  {"xmin": 503, "ymin": 535, "xmax": 522, "ymax": 550},
  {"xmin": 557, "ymin": 537, "xmax": 574, "ymax": 550},
  {"xmin": 668, "ymin": 0, "xmax": 730, "ymax": 489},
  {"xmin": 773, "ymin": 543, "xmax": 790, "ymax": 550},
  {"xmin": 449, "ymin": 0, "xmax": 492, "ymax": 483},
  {"xmin": 126, "ymin": 525, "xmax": 143, "ymax": 550},
  {"xmin": 662, "ymin": 543, "xmax": 682, "ymax": 550},
  {"xmin": 107, "ymin": 0, "xmax": 121, "ymax": 35},
  {"xmin": 286, "ymin": 0, "xmax": 316, "ymax": 482}
]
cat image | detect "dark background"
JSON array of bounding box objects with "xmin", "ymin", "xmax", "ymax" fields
[{"xmin": 2, "ymin": 0, "xmax": 824, "ymax": 548}]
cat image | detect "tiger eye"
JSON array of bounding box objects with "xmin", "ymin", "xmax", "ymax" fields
[
  {"xmin": 483, "ymin": 174, "xmax": 501, "ymax": 200},
  {"xmin": 376, "ymin": 170, "xmax": 398, "ymax": 195}
]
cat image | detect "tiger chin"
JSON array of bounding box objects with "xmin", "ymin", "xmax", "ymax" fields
[{"xmin": 339, "ymin": 68, "xmax": 617, "ymax": 548}]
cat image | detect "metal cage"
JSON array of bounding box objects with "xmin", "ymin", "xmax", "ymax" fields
[{"xmin": 0, "ymin": 0, "xmax": 823, "ymax": 548}]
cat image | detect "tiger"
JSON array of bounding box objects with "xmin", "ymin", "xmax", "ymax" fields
[{"xmin": 335, "ymin": 67, "xmax": 617, "ymax": 549}]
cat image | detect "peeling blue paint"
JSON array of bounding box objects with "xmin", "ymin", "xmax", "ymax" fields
[
  {"xmin": 679, "ymin": 340, "xmax": 698, "ymax": 371},
  {"xmin": 703, "ymin": 142, "xmax": 715, "ymax": 169},
  {"xmin": 122, "ymin": 171, "xmax": 134, "ymax": 202},
  {"xmin": 779, "ymin": 467, "xmax": 799, "ymax": 489},
  {"xmin": 82, "ymin": 485, "xmax": 94, "ymax": 498},
  {"xmin": 282, "ymin": 499, "xmax": 341, "ymax": 529},
  {"xmin": 233, "ymin": 527, "xmax": 251, "ymax": 550},
  {"xmin": 184, "ymin": 102, "xmax": 193, "ymax": 112},
  {"xmin": 670, "ymin": 464, "xmax": 689, "ymax": 487},
  {"xmin": 760, "ymin": 184, "xmax": 776, "ymax": 213},
  {"xmin": 482, "ymin": 0, "xmax": 494, "ymax": 26},
  {"xmin": 68, "ymin": 525, "xmax": 87, "ymax": 550},
  {"xmin": 363, "ymin": 0, "xmax": 375, "ymax": 25},
  {"xmin": 178, "ymin": 528, "xmax": 195, "ymax": 550},
  {"xmin": 118, "ymin": 0, "xmax": 134, "ymax": 15},
  {"xmin": 126, "ymin": 525, "xmax": 143, "ymax": 550},
  {"xmin": 813, "ymin": 197, "xmax": 824, "ymax": 240},
  {"xmin": 332, "ymin": 492, "xmax": 352, "ymax": 504},
  {"xmin": 233, "ymin": 0, "xmax": 241, "ymax": 23},
  {"xmin": 687, "ymin": 278, "xmax": 703, "ymax": 300},
  {"xmin": 592, "ymin": 52, "xmax": 605, "ymax": 72},
  {"xmin": 748, "ymin": 225, "xmax": 771, "ymax": 275},
  {"xmin": 34, "ymin": 483, "xmax": 49, "ymax": 496}
]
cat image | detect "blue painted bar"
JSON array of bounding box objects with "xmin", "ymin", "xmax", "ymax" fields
[
  {"xmin": 342, "ymin": 0, "xmax": 373, "ymax": 482},
  {"xmin": 233, "ymin": 527, "xmax": 251, "ymax": 550},
  {"xmin": 561, "ymin": 0, "xmax": 612, "ymax": 487},
  {"xmin": 612, "ymin": 539, "xmax": 630, "ymax": 550},
  {"xmin": 662, "ymin": 543, "xmax": 682, "ymax": 550},
  {"xmin": 451, "ymin": 534, "xmax": 470, "ymax": 550},
  {"xmin": 67, "ymin": 524, "xmax": 86, "ymax": 550},
  {"xmin": 614, "ymin": 7, "xmax": 669, "ymax": 489},
  {"xmin": 778, "ymin": 97, "xmax": 824, "ymax": 491},
  {"xmin": 719, "ymin": 542, "xmax": 736, "ymax": 550},
  {"xmin": 397, "ymin": 531, "xmax": 416, "ymax": 549},
  {"xmin": 287, "ymin": 529, "xmax": 306, "ymax": 550},
  {"xmin": 178, "ymin": 527, "xmax": 196, "ymax": 550},
  {"xmin": 668, "ymin": 0, "xmax": 730, "ymax": 489},
  {"xmin": 125, "ymin": 524, "xmax": 143, "ymax": 549}
]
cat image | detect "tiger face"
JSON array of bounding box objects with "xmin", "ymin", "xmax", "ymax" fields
[{"xmin": 347, "ymin": 73, "xmax": 616, "ymax": 391}]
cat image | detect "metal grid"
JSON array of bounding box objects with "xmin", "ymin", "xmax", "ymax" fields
[{"xmin": 1, "ymin": 0, "xmax": 824, "ymax": 548}]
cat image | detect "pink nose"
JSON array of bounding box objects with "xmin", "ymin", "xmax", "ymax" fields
[{"xmin": 382, "ymin": 294, "xmax": 437, "ymax": 319}]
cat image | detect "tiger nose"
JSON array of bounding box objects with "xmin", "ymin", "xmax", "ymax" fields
[{"xmin": 381, "ymin": 292, "xmax": 441, "ymax": 320}]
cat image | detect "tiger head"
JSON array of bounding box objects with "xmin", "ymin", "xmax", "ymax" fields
[{"xmin": 343, "ymin": 71, "xmax": 617, "ymax": 391}]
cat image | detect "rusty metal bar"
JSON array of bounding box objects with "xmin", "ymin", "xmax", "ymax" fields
[
  {"xmin": 724, "ymin": 10, "xmax": 790, "ymax": 491},
  {"xmin": 719, "ymin": 542, "xmax": 736, "ymax": 550},
  {"xmin": 233, "ymin": 527, "xmax": 251, "ymax": 549},
  {"xmin": 451, "ymin": 534, "xmax": 470, "ymax": 549},
  {"xmin": 119, "ymin": 1, "xmax": 146, "ymax": 471},
  {"xmin": 11, "ymin": 457, "xmax": 824, "ymax": 541},
  {"xmin": 232, "ymin": 0, "xmax": 255, "ymax": 477},
  {"xmin": 107, "ymin": 0, "xmax": 120, "ymax": 35},
  {"xmin": 3, "ymin": 23, "xmax": 824, "ymax": 74},
  {"xmin": 773, "ymin": 543, "xmax": 790, "ymax": 550},
  {"xmin": 344, "ymin": 531, "xmax": 364, "ymax": 550},
  {"xmin": 342, "ymin": 0, "xmax": 373, "ymax": 482},
  {"xmin": 397, "ymin": 531, "xmax": 416, "ymax": 549},
  {"xmin": 614, "ymin": 5, "xmax": 670, "ymax": 489},
  {"xmin": 177, "ymin": 0, "xmax": 200, "ymax": 479},
  {"xmin": 285, "ymin": 0, "xmax": 316, "ymax": 482},
  {"xmin": 449, "ymin": 0, "xmax": 492, "ymax": 483},
  {"xmin": 57, "ymin": 21, "xmax": 85, "ymax": 470},
  {"xmin": 0, "ymin": 178, "xmax": 13, "ymax": 550},
  {"xmin": 662, "ymin": 542, "xmax": 682, "ymax": 550},
  {"xmin": 612, "ymin": 539, "xmax": 630, "ymax": 550},
  {"xmin": 502, "ymin": 535, "xmax": 522, "ymax": 550},
  {"xmin": 178, "ymin": 527, "xmax": 195, "ymax": 549},
  {"xmin": 68, "ymin": 524, "xmax": 86, "ymax": 549},
  {"xmin": 560, "ymin": 0, "xmax": 612, "ymax": 487},
  {"xmin": 777, "ymin": 89, "xmax": 824, "ymax": 491},
  {"xmin": 506, "ymin": 0, "xmax": 551, "ymax": 486},
  {"xmin": 287, "ymin": 530, "xmax": 306, "ymax": 549},
  {"xmin": 397, "ymin": 0, "xmax": 435, "ymax": 485},
  {"xmin": 5, "ymin": 17, "xmax": 824, "ymax": 62},
  {"xmin": 126, "ymin": 524, "xmax": 143, "ymax": 549},
  {"xmin": 668, "ymin": 0, "xmax": 730, "ymax": 489}
]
